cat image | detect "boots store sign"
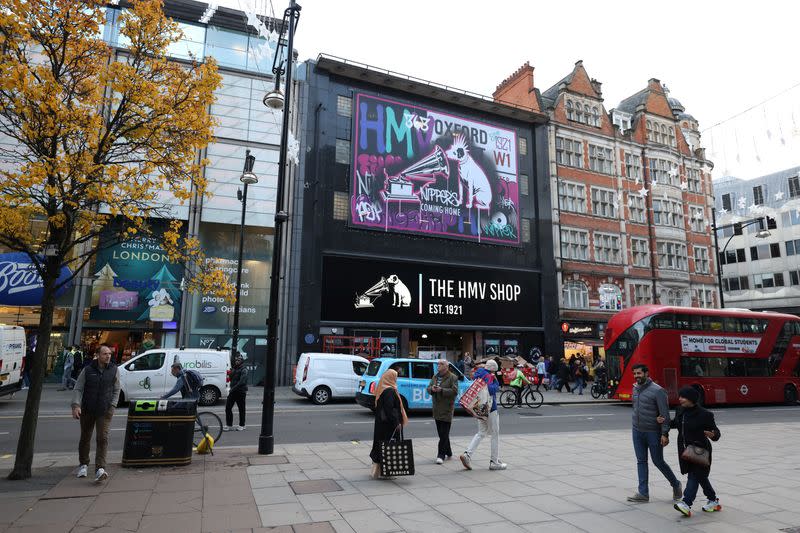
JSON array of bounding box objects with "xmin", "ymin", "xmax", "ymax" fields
[
  {"xmin": 0, "ymin": 252, "xmax": 72, "ymax": 306},
  {"xmin": 321, "ymin": 256, "xmax": 540, "ymax": 328}
]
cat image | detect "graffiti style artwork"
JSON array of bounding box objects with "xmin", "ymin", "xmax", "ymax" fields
[{"xmin": 350, "ymin": 93, "xmax": 521, "ymax": 246}]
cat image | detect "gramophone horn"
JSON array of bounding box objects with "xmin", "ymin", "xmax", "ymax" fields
[{"xmin": 400, "ymin": 145, "xmax": 449, "ymax": 179}]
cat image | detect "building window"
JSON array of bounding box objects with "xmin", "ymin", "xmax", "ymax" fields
[
  {"xmin": 649, "ymin": 158, "xmax": 672, "ymax": 184},
  {"xmin": 561, "ymin": 229, "xmax": 589, "ymax": 260},
  {"xmin": 653, "ymin": 199, "xmax": 684, "ymax": 228},
  {"xmin": 519, "ymin": 137, "xmax": 528, "ymax": 156},
  {"xmin": 753, "ymin": 272, "xmax": 785, "ymax": 289},
  {"xmin": 781, "ymin": 210, "xmax": 800, "ymax": 226},
  {"xmin": 665, "ymin": 288, "xmax": 686, "ymax": 306},
  {"xmin": 594, "ymin": 232, "xmax": 621, "ymax": 263},
  {"xmin": 753, "ymin": 185, "xmax": 764, "ymax": 206},
  {"xmin": 687, "ymin": 168, "xmax": 701, "ymax": 193},
  {"xmin": 589, "ymin": 145, "xmax": 614, "ymax": 174},
  {"xmin": 694, "ymin": 247, "xmax": 709, "ymax": 274},
  {"xmin": 721, "ymin": 193, "xmax": 732, "ymax": 212},
  {"xmin": 591, "ymin": 187, "xmax": 617, "ymax": 218},
  {"xmin": 646, "ymin": 120, "xmax": 654, "ymax": 142},
  {"xmin": 336, "ymin": 95, "xmax": 352, "ymax": 117},
  {"xmin": 628, "ymin": 194, "xmax": 646, "ymax": 224},
  {"xmin": 722, "ymin": 276, "xmax": 750, "ymax": 292},
  {"xmin": 592, "ymin": 107, "xmax": 600, "ymax": 127},
  {"xmin": 689, "ymin": 206, "xmax": 705, "ymax": 232},
  {"xmin": 566, "ymin": 100, "xmax": 574, "ymax": 121},
  {"xmin": 563, "ymin": 281, "xmax": 589, "ymax": 309},
  {"xmin": 719, "ymin": 248, "xmax": 746, "ymax": 265},
  {"xmin": 599, "ymin": 284, "xmax": 622, "ymax": 311},
  {"xmin": 634, "ymin": 284, "xmax": 652, "ymax": 306},
  {"xmin": 631, "ymin": 238, "xmax": 650, "ymax": 267},
  {"xmin": 558, "ymin": 181, "xmax": 586, "ymax": 213},
  {"xmin": 625, "ymin": 153, "xmax": 642, "ymax": 180},
  {"xmin": 789, "ymin": 176, "xmax": 800, "ymax": 198},
  {"xmin": 332, "ymin": 191, "xmax": 349, "ymax": 220},
  {"xmin": 790, "ymin": 270, "xmax": 800, "ymax": 286},
  {"xmin": 786, "ymin": 238, "xmax": 800, "ymax": 256},
  {"xmin": 335, "ymin": 139, "xmax": 350, "ymax": 164},
  {"xmin": 519, "ymin": 174, "xmax": 529, "ymax": 196},
  {"xmin": 698, "ymin": 288, "xmax": 714, "ymax": 308},
  {"xmin": 750, "ymin": 243, "xmax": 781, "ymax": 260},
  {"xmin": 555, "ymin": 137, "xmax": 583, "ymax": 168},
  {"xmin": 657, "ymin": 241, "xmax": 688, "ymax": 271},
  {"xmin": 668, "ymin": 127, "xmax": 676, "ymax": 147}
]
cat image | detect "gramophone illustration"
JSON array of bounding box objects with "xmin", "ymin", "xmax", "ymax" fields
[
  {"xmin": 355, "ymin": 274, "xmax": 412, "ymax": 309},
  {"xmin": 382, "ymin": 145, "xmax": 450, "ymax": 201}
]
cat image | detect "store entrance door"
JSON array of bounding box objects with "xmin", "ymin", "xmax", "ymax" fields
[{"xmin": 410, "ymin": 330, "xmax": 467, "ymax": 362}]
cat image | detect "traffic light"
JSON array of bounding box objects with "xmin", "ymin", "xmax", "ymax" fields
[
  {"xmin": 733, "ymin": 222, "xmax": 743, "ymax": 235},
  {"xmin": 765, "ymin": 216, "xmax": 777, "ymax": 230}
]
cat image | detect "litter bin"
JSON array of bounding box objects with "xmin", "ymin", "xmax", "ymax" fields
[{"xmin": 122, "ymin": 399, "xmax": 196, "ymax": 467}]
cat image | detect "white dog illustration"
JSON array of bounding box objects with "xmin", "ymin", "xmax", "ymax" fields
[
  {"xmin": 385, "ymin": 274, "xmax": 411, "ymax": 307},
  {"xmin": 445, "ymin": 134, "xmax": 493, "ymax": 210}
]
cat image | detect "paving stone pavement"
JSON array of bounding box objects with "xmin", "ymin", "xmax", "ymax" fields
[{"xmin": 1, "ymin": 421, "xmax": 799, "ymax": 532}]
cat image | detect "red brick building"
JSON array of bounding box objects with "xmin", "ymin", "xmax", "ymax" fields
[{"xmin": 495, "ymin": 61, "xmax": 717, "ymax": 355}]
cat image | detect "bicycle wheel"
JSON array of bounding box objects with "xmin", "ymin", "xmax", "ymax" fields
[
  {"xmin": 524, "ymin": 389, "xmax": 544, "ymax": 408},
  {"xmin": 499, "ymin": 389, "xmax": 517, "ymax": 409},
  {"xmin": 194, "ymin": 411, "xmax": 223, "ymax": 446},
  {"xmin": 590, "ymin": 384, "xmax": 602, "ymax": 399}
]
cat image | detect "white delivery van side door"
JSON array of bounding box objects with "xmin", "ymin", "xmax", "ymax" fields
[
  {"xmin": 123, "ymin": 351, "xmax": 168, "ymax": 399},
  {"xmin": 350, "ymin": 358, "xmax": 368, "ymax": 395}
]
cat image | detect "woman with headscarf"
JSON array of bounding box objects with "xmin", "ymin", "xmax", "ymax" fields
[{"xmin": 370, "ymin": 369, "xmax": 408, "ymax": 479}]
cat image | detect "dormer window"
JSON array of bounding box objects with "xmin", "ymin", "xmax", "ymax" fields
[{"xmin": 566, "ymin": 98, "xmax": 601, "ymax": 127}]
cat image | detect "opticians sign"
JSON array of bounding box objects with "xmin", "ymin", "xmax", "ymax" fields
[
  {"xmin": 680, "ymin": 335, "xmax": 761, "ymax": 354},
  {"xmin": 320, "ymin": 255, "xmax": 540, "ymax": 328},
  {"xmin": 350, "ymin": 93, "xmax": 521, "ymax": 246}
]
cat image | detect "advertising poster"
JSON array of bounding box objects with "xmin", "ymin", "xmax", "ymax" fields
[
  {"xmin": 680, "ymin": 335, "xmax": 761, "ymax": 354},
  {"xmin": 321, "ymin": 255, "xmax": 540, "ymax": 328},
  {"xmin": 90, "ymin": 221, "xmax": 183, "ymax": 322},
  {"xmin": 350, "ymin": 93, "xmax": 521, "ymax": 246}
]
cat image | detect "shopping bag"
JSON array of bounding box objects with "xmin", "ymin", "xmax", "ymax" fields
[
  {"xmin": 459, "ymin": 377, "xmax": 489, "ymax": 419},
  {"xmin": 380, "ymin": 427, "xmax": 414, "ymax": 477}
]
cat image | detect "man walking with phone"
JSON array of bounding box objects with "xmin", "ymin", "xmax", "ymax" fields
[{"xmin": 427, "ymin": 359, "xmax": 458, "ymax": 464}]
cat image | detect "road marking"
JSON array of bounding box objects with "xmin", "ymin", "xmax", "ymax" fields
[
  {"xmin": 752, "ymin": 408, "xmax": 798, "ymax": 412},
  {"xmin": 1, "ymin": 454, "xmax": 11, "ymax": 459},
  {"xmin": 519, "ymin": 413, "xmax": 616, "ymax": 418}
]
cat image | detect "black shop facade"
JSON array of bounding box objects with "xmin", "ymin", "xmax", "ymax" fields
[{"xmin": 294, "ymin": 55, "xmax": 560, "ymax": 363}]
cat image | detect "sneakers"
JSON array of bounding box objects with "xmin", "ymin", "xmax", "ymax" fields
[
  {"xmin": 673, "ymin": 482, "xmax": 684, "ymax": 501},
  {"xmin": 222, "ymin": 426, "xmax": 232, "ymax": 432},
  {"xmin": 674, "ymin": 500, "xmax": 692, "ymax": 517},
  {"xmin": 236, "ymin": 426, "xmax": 246, "ymax": 431},
  {"xmin": 76, "ymin": 464, "xmax": 88, "ymax": 478},
  {"xmin": 435, "ymin": 457, "xmax": 444, "ymax": 465},
  {"xmin": 626, "ymin": 492, "xmax": 649, "ymax": 502},
  {"xmin": 489, "ymin": 460, "xmax": 507, "ymax": 471},
  {"xmin": 702, "ymin": 499, "xmax": 722, "ymax": 512},
  {"xmin": 459, "ymin": 453, "xmax": 472, "ymax": 470},
  {"xmin": 94, "ymin": 468, "xmax": 108, "ymax": 483}
]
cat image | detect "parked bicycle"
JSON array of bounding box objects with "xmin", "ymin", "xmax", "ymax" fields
[
  {"xmin": 500, "ymin": 384, "xmax": 544, "ymax": 408},
  {"xmin": 590, "ymin": 378, "xmax": 609, "ymax": 399},
  {"xmin": 194, "ymin": 410, "xmax": 223, "ymax": 448}
]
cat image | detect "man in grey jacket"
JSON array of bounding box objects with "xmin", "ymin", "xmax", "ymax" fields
[{"xmin": 628, "ymin": 363, "xmax": 682, "ymax": 503}]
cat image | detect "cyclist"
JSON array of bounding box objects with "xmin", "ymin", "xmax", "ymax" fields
[
  {"xmin": 510, "ymin": 364, "xmax": 530, "ymax": 408},
  {"xmin": 593, "ymin": 358, "xmax": 608, "ymax": 392},
  {"xmin": 161, "ymin": 362, "xmax": 202, "ymax": 401}
]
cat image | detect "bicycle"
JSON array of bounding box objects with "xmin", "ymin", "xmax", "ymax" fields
[
  {"xmin": 500, "ymin": 384, "xmax": 544, "ymax": 409},
  {"xmin": 590, "ymin": 378, "xmax": 609, "ymax": 399},
  {"xmin": 194, "ymin": 410, "xmax": 223, "ymax": 449}
]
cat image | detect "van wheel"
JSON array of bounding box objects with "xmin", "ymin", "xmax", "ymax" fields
[
  {"xmin": 199, "ymin": 386, "xmax": 220, "ymax": 406},
  {"xmin": 312, "ymin": 386, "xmax": 331, "ymax": 405},
  {"xmin": 784, "ymin": 384, "xmax": 798, "ymax": 405},
  {"xmin": 691, "ymin": 385, "xmax": 705, "ymax": 406}
]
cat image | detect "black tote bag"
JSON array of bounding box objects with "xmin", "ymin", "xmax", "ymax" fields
[{"xmin": 380, "ymin": 426, "xmax": 415, "ymax": 477}]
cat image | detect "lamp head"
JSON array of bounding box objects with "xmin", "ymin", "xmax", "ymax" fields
[
  {"xmin": 263, "ymin": 89, "xmax": 285, "ymax": 109},
  {"xmin": 240, "ymin": 172, "xmax": 258, "ymax": 185},
  {"xmin": 755, "ymin": 230, "xmax": 771, "ymax": 239}
]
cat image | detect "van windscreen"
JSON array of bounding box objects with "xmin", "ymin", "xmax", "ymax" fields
[{"xmin": 366, "ymin": 360, "xmax": 382, "ymax": 376}]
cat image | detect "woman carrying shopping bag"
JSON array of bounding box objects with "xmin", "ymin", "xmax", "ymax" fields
[
  {"xmin": 369, "ymin": 369, "xmax": 409, "ymax": 479},
  {"xmin": 658, "ymin": 386, "xmax": 722, "ymax": 517}
]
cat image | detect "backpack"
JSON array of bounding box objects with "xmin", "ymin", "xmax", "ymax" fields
[{"xmin": 185, "ymin": 369, "xmax": 204, "ymax": 392}]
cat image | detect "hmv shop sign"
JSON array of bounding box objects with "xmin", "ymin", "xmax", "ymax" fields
[{"xmin": 320, "ymin": 255, "xmax": 541, "ymax": 328}]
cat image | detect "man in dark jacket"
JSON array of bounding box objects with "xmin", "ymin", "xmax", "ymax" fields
[
  {"xmin": 427, "ymin": 359, "xmax": 458, "ymax": 464},
  {"xmin": 224, "ymin": 356, "xmax": 249, "ymax": 431},
  {"xmin": 627, "ymin": 363, "xmax": 682, "ymax": 503},
  {"xmin": 71, "ymin": 344, "xmax": 120, "ymax": 483}
]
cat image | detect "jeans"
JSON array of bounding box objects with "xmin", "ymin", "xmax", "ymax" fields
[
  {"xmin": 79, "ymin": 409, "xmax": 114, "ymax": 470},
  {"xmin": 632, "ymin": 429, "xmax": 680, "ymax": 496},
  {"xmin": 435, "ymin": 420, "xmax": 452, "ymax": 459},
  {"xmin": 466, "ymin": 410, "xmax": 500, "ymax": 463},
  {"xmin": 225, "ymin": 390, "xmax": 246, "ymax": 427},
  {"xmin": 683, "ymin": 471, "xmax": 716, "ymax": 506},
  {"xmin": 574, "ymin": 376, "xmax": 585, "ymax": 394}
]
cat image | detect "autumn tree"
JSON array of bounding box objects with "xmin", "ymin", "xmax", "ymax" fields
[{"xmin": 0, "ymin": 0, "xmax": 233, "ymax": 479}]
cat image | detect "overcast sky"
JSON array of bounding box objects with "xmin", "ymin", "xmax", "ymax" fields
[{"xmin": 226, "ymin": 0, "xmax": 800, "ymax": 180}]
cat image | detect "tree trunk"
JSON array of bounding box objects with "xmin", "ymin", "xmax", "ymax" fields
[{"xmin": 8, "ymin": 260, "xmax": 60, "ymax": 480}]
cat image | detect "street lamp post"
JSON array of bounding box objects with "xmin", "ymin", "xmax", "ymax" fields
[
  {"xmin": 231, "ymin": 150, "xmax": 257, "ymax": 365},
  {"xmin": 711, "ymin": 213, "xmax": 770, "ymax": 309},
  {"xmin": 259, "ymin": 0, "xmax": 301, "ymax": 455}
]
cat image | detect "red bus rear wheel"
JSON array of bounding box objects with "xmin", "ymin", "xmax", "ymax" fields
[{"xmin": 784, "ymin": 384, "xmax": 798, "ymax": 406}]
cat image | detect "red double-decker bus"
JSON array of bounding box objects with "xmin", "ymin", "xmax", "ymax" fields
[{"xmin": 604, "ymin": 305, "xmax": 800, "ymax": 406}]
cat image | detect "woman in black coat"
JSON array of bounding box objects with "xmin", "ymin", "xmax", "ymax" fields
[
  {"xmin": 660, "ymin": 386, "xmax": 721, "ymax": 517},
  {"xmin": 370, "ymin": 369, "xmax": 408, "ymax": 479}
]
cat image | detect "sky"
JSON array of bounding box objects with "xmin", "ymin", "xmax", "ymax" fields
[{"xmin": 224, "ymin": 0, "xmax": 800, "ymax": 181}]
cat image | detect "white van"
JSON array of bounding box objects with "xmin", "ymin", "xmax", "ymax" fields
[
  {"xmin": 0, "ymin": 325, "xmax": 25, "ymax": 397},
  {"xmin": 292, "ymin": 353, "xmax": 369, "ymax": 405},
  {"xmin": 119, "ymin": 348, "xmax": 231, "ymax": 406}
]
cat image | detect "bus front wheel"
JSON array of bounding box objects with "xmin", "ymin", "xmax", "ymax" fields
[
  {"xmin": 691, "ymin": 385, "xmax": 705, "ymax": 406},
  {"xmin": 784, "ymin": 384, "xmax": 798, "ymax": 405}
]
